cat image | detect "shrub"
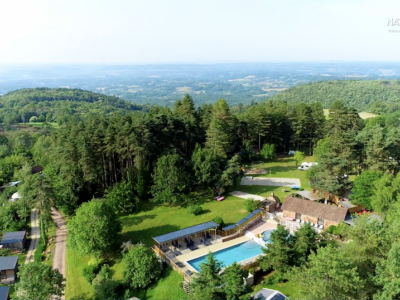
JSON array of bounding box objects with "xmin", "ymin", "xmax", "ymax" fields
[
  {"xmin": 34, "ymin": 240, "xmax": 45, "ymax": 262},
  {"xmin": 0, "ymin": 248, "xmax": 12, "ymax": 256},
  {"xmin": 327, "ymin": 225, "xmax": 336, "ymax": 234},
  {"xmin": 213, "ymin": 217, "xmax": 225, "ymax": 228},
  {"xmin": 29, "ymin": 116, "xmax": 38, "ymax": 123},
  {"xmin": 264, "ymin": 272, "xmax": 286, "ymax": 285},
  {"xmin": 261, "ymin": 144, "xmax": 276, "ymax": 162},
  {"xmin": 244, "ymin": 198, "xmax": 263, "ymax": 213},
  {"xmin": 88, "ymin": 257, "xmax": 105, "ymax": 268},
  {"xmin": 248, "ymin": 268, "xmax": 255, "ymax": 275},
  {"xmin": 82, "ymin": 265, "xmax": 100, "ymax": 284},
  {"xmin": 189, "ymin": 204, "xmax": 202, "ymax": 215},
  {"xmin": 92, "ymin": 265, "xmax": 113, "ymax": 286}
]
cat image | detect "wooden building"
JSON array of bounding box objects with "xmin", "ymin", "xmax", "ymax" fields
[
  {"xmin": 0, "ymin": 231, "xmax": 27, "ymax": 252},
  {"xmin": 0, "ymin": 256, "xmax": 18, "ymax": 284},
  {"xmin": 282, "ymin": 197, "xmax": 348, "ymax": 228}
]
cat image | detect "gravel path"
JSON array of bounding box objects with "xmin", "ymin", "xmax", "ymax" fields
[
  {"xmin": 51, "ymin": 208, "xmax": 67, "ymax": 278},
  {"xmin": 25, "ymin": 209, "xmax": 39, "ymax": 264}
]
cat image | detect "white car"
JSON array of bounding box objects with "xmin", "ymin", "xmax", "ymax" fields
[{"xmin": 298, "ymin": 162, "xmax": 318, "ymax": 171}]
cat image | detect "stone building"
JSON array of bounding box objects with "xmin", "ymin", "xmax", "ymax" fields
[{"xmin": 282, "ymin": 196, "xmax": 348, "ymax": 228}]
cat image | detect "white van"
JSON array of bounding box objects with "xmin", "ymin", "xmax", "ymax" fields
[{"xmin": 298, "ymin": 162, "xmax": 318, "ymax": 170}]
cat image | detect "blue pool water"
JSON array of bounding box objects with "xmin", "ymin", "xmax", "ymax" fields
[
  {"xmin": 262, "ymin": 229, "xmax": 275, "ymax": 243},
  {"xmin": 187, "ymin": 241, "xmax": 264, "ymax": 272}
]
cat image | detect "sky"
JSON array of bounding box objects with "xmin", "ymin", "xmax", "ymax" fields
[{"xmin": 0, "ymin": 0, "xmax": 399, "ymax": 64}]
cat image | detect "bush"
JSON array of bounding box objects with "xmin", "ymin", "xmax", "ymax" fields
[
  {"xmin": 82, "ymin": 265, "xmax": 100, "ymax": 284},
  {"xmin": 248, "ymin": 268, "xmax": 255, "ymax": 275},
  {"xmin": 189, "ymin": 204, "xmax": 202, "ymax": 215},
  {"xmin": 88, "ymin": 257, "xmax": 105, "ymax": 268},
  {"xmin": 213, "ymin": 217, "xmax": 225, "ymax": 228},
  {"xmin": 92, "ymin": 265, "xmax": 113, "ymax": 286},
  {"xmin": 34, "ymin": 240, "xmax": 45, "ymax": 262},
  {"xmin": 244, "ymin": 198, "xmax": 263, "ymax": 213},
  {"xmin": 264, "ymin": 272, "xmax": 286, "ymax": 285},
  {"xmin": 0, "ymin": 248, "xmax": 12, "ymax": 256},
  {"xmin": 29, "ymin": 116, "xmax": 37, "ymax": 123},
  {"xmin": 261, "ymin": 144, "xmax": 276, "ymax": 162},
  {"xmin": 327, "ymin": 225, "xmax": 336, "ymax": 234}
]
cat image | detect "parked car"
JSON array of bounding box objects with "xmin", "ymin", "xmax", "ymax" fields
[
  {"xmin": 288, "ymin": 150, "xmax": 295, "ymax": 156},
  {"xmin": 298, "ymin": 162, "xmax": 318, "ymax": 170}
]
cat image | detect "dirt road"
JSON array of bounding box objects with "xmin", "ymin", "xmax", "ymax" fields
[
  {"xmin": 25, "ymin": 209, "xmax": 39, "ymax": 264},
  {"xmin": 51, "ymin": 208, "xmax": 67, "ymax": 278}
]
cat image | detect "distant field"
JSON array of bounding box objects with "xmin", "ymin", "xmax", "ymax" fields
[{"xmin": 323, "ymin": 109, "xmax": 377, "ymax": 120}]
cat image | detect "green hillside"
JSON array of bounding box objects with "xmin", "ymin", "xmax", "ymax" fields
[
  {"xmin": 266, "ymin": 80, "xmax": 400, "ymax": 111},
  {"xmin": 0, "ymin": 88, "xmax": 144, "ymax": 124}
]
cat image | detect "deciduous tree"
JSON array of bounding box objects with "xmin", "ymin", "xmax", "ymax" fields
[
  {"xmin": 67, "ymin": 199, "xmax": 122, "ymax": 256},
  {"xmin": 15, "ymin": 262, "xmax": 65, "ymax": 300},
  {"xmin": 123, "ymin": 245, "xmax": 162, "ymax": 289}
]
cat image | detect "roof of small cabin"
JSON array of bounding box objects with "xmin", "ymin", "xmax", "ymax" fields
[
  {"xmin": 339, "ymin": 200, "xmax": 360, "ymax": 209},
  {"xmin": 0, "ymin": 256, "xmax": 18, "ymax": 271},
  {"xmin": 253, "ymin": 288, "xmax": 287, "ymax": 300},
  {"xmin": 295, "ymin": 190, "xmax": 325, "ymax": 201},
  {"xmin": 1, "ymin": 231, "xmax": 26, "ymax": 244},
  {"xmin": 153, "ymin": 221, "xmax": 218, "ymax": 244},
  {"xmin": 0, "ymin": 286, "xmax": 10, "ymax": 300},
  {"xmin": 223, "ymin": 224, "xmax": 237, "ymax": 231},
  {"xmin": 283, "ymin": 197, "xmax": 348, "ymax": 223}
]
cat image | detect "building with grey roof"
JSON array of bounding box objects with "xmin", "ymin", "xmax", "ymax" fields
[
  {"xmin": 0, "ymin": 231, "xmax": 27, "ymax": 251},
  {"xmin": 253, "ymin": 288, "xmax": 287, "ymax": 300},
  {"xmin": 0, "ymin": 286, "xmax": 10, "ymax": 300},
  {"xmin": 0, "ymin": 256, "xmax": 18, "ymax": 284}
]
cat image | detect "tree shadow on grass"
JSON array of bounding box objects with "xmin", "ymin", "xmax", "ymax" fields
[
  {"xmin": 119, "ymin": 214, "xmax": 157, "ymax": 228},
  {"xmin": 122, "ymin": 224, "xmax": 181, "ymax": 247},
  {"xmin": 197, "ymin": 209, "xmax": 211, "ymax": 215}
]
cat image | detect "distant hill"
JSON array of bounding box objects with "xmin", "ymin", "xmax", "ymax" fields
[
  {"xmin": 266, "ymin": 80, "xmax": 400, "ymax": 112},
  {"xmin": 0, "ymin": 88, "xmax": 144, "ymax": 124}
]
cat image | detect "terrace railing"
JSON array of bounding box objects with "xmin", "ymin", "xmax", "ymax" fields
[{"xmin": 152, "ymin": 244, "xmax": 192, "ymax": 282}]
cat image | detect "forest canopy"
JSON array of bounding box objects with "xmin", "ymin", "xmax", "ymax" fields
[{"xmin": 266, "ymin": 80, "xmax": 400, "ymax": 112}]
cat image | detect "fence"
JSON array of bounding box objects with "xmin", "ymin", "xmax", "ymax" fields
[
  {"xmin": 152, "ymin": 244, "xmax": 192, "ymax": 282},
  {"xmin": 217, "ymin": 212, "xmax": 264, "ymax": 238}
]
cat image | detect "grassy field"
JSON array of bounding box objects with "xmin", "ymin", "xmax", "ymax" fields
[
  {"xmin": 17, "ymin": 122, "xmax": 59, "ymax": 128},
  {"xmin": 120, "ymin": 195, "xmax": 249, "ymax": 246},
  {"xmin": 66, "ymin": 195, "xmax": 248, "ymax": 299},
  {"xmin": 66, "ymin": 248, "xmax": 94, "ymax": 299},
  {"xmin": 66, "ymin": 156, "xmax": 314, "ymax": 299},
  {"xmin": 130, "ymin": 267, "xmax": 188, "ymax": 300},
  {"xmin": 323, "ymin": 109, "xmax": 377, "ymax": 120},
  {"xmin": 240, "ymin": 156, "xmax": 315, "ymax": 202}
]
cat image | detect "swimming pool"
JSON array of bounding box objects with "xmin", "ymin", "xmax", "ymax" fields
[
  {"xmin": 262, "ymin": 229, "xmax": 275, "ymax": 243},
  {"xmin": 187, "ymin": 241, "xmax": 264, "ymax": 272}
]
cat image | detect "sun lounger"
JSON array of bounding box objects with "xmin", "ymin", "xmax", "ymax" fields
[{"xmin": 176, "ymin": 262, "xmax": 185, "ymax": 268}]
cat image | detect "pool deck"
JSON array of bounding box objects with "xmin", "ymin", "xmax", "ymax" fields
[
  {"xmin": 248, "ymin": 221, "xmax": 277, "ymax": 236},
  {"xmin": 177, "ymin": 235, "xmax": 250, "ymax": 272}
]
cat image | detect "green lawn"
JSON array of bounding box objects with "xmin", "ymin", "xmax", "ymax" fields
[
  {"xmin": 120, "ymin": 195, "xmax": 248, "ymax": 246},
  {"xmin": 66, "ymin": 195, "xmax": 248, "ymax": 299},
  {"xmin": 66, "ymin": 156, "xmax": 314, "ymax": 299},
  {"xmin": 130, "ymin": 267, "xmax": 188, "ymax": 300},
  {"xmin": 243, "ymin": 156, "xmax": 315, "ymax": 189},
  {"xmin": 66, "ymin": 248, "xmax": 94, "ymax": 299}
]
